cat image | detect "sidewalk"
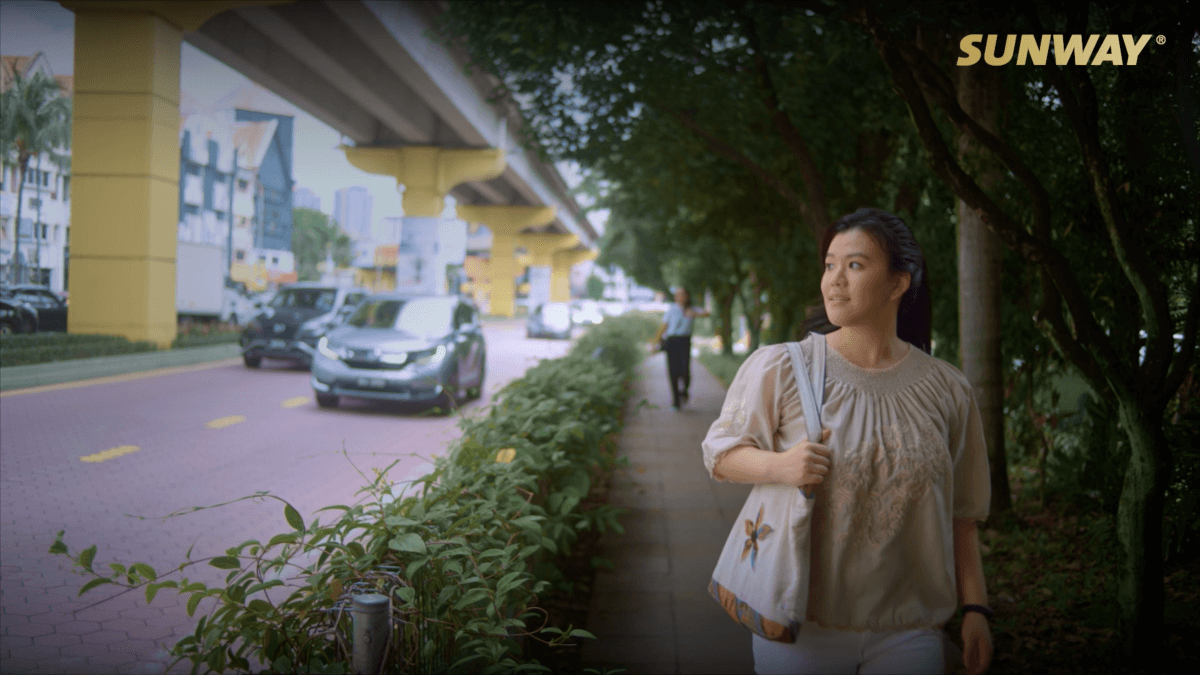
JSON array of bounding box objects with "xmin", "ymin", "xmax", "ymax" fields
[{"xmin": 581, "ymin": 350, "xmax": 755, "ymax": 674}]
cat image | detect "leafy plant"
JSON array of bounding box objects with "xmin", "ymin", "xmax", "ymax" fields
[{"xmin": 48, "ymin": 315, "xmax": 654, "ymax": 674}]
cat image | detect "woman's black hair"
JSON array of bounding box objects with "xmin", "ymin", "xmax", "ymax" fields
[{"xmin": 803, "ymin": 208, "xmax": 933, "ymax": 354}]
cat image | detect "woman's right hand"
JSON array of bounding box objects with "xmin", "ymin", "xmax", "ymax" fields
[{"xmin": 773, "ymin": 428, "xmax": 832, "ymax": 489}]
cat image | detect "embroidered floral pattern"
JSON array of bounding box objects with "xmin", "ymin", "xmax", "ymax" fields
[
  {"xmin": 715, "ymin": 397, "xmax": 749, "ymax": 434},
  {"xmin": 742, "ymin": 504, "xmax": 773, "ymax": 568},
  {"xmin": 824, "ymin": 413, "xmax": 951, "ymax": 551}
]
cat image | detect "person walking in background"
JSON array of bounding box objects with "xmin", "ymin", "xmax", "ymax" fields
[{"xmin": 651, "ymin": 287, "xmax": 710, "ymax": 410}]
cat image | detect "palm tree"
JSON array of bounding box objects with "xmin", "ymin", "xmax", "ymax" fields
[{"xmin": 0, "ymin": 69, "xmax": 72, "ymax": 284}]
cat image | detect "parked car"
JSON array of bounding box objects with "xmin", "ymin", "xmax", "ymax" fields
[
  {"xmin": 240, "ymin": 283, "xmax": 368, "ymax": 369},
  {"xmin": 570, "ymin": 299, "xmax": 604, "ymax": 326},
  {"xmin": 250, "ymin": 290, "xmax": 277, "ymax": 314},
  {"xmin": 310, "ymin": 294, "xmax": 486, "ymax": 410},
  {"xmin": 0, "ymin": 284, "xmax": 67, "ymax": 331},
  {"xmin": 221, "ymin": 279, "xmax": 258, "ymax": 325},
  {"xmin": 0, "ymin": 295, "xmax": 39, "ymax": 334},
  {"xmin": 527, "ymin": 302, "xmax": 573, "ymax": 339},
  {"xmin": 598, "ymin": 301, "xmax": 630, "ymax": 317}
]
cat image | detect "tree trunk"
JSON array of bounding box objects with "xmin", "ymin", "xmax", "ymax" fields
[
  {"xmin": 1115, "ymin": 397, "xmax": 1171, "ymax": 658},
  {"xmin": 34, "ymin": 153, "xmax": 43, "ymax": 282},
  {"xmin": 956, "ymin": 58, "xmax": 1013, "ymax": 516},
  {"xmin": 716, "ymin": 287, "xmax": 735, "ymax": 356},
  {"xmin": 13, "ymin": 155, "xmax": 29, "ymax": 284},
  {"xmin": 741, "ymin": 271, "xmax": 764, "ymax": 352}
]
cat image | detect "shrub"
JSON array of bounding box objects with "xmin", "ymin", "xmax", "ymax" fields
[
  {"xmin": 49, "ymin": 315, "xmax": 653, "ymax": 674},
  {"xmin": 0, "ymin": 334, "xmax": 159, "ymax": 367},
  {"xmin": 697, "ymin": 349, "xmax": 751, "ymax": 389},
  {"xmin": 172, "ymin": 332, "xmax": 243, "ymax": 349}
]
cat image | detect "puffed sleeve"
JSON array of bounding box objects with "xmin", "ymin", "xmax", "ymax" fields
[
  {"xmin": 950, "ymin": 378, "xmax": 992, "ymax": 521},
  {"xmin": 702, "ymin": 344, "xmax": 791, "ymax": 481}
]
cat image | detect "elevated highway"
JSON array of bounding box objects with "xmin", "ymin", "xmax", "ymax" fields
[{"xmin": 60, "ymin": 0, "xmax": 597, "ymax": 343}]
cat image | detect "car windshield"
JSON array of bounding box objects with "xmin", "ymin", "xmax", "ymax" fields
[
  {"xmin": 269, "ymin": 288, "xmax": 337, "ymax": 311},
  {"xmin": 346, "ymin": 298, "xmax": 453, "ymax": 337},
  {"xmin": 8, "ymin": 290, "xmax": 58, "ymax": 307}
]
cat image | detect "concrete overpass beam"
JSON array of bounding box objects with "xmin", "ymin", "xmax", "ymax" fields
[
  {"xmin": 456, "ymin": 205, "xmax": 555, "ymax": 317},
  {"xmin": 341, "ymin": 145, "xmax": 506, "ymax": 217},
  {"xmin": 60, "ymin": 0, "xmax": 283, "ymax": 347}
]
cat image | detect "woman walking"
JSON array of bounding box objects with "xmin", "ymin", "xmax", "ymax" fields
[
  {"xmin": 702, "ymin": 208, "xmax": 993, "ymax": 674},
  {"xmin": 652, "ymin": 287, "xmax": 710, "ymax": 410}
]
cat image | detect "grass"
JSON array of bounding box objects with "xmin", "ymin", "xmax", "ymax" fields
[{"xmin": 697, "ymin": 347, "xmax": 751, "ymax": 388}]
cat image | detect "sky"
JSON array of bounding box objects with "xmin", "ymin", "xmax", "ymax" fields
[{"xmin": 0, "ymin": 0, "xmax": 606, "ymax": 242}]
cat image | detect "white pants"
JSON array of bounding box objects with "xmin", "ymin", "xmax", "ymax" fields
[{"xmin": 753, "ymin": 622, "xmax": 952, "ymax": 675}]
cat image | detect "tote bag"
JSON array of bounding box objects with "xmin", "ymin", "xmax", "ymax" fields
[{"xmin": 708, "ymin": 335, "xmax": 826, "ymax": 643}]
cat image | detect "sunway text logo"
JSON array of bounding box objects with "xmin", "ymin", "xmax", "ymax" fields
[{"xmin": 957, "ymin": 35, "xmax": 1160, "ymax": 66}]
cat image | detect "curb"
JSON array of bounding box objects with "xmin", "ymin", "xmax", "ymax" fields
[{"xmin": 0, "ymin": 343, "xmax": 243, "ymax": 392}]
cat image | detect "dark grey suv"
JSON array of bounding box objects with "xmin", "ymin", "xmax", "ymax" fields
[
  {"xmin": 241, "ymin": 283, "xmax": 368, "ymax": 369},
  {"xmin": 310, "ymin": 294, "xmax": 486, "ymax": 412}
]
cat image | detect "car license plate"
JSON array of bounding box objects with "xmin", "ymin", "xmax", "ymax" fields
[
  {"xmin": 357, "ymin": 377, "xmax": 387, "ymax": 389},
  {"xmin": 270, "ymin": 339, "xmax": 287, "ymax": 349}
]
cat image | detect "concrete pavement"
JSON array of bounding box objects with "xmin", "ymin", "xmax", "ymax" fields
[{"xmin": 581, "ymin": 350, "xmax": 756, "ymax": 674}]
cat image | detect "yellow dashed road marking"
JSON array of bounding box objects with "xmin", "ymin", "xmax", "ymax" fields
[
  {"xmin": 281, "ymin": 396, "xmax": 309, "ymax": 408},
  {"xmin": 207, "ymin": 415, "xmax": 246, "ymax": 429},
  {"xmin": 81, "ymin": 445, "xmax": 141, "ymax": 463}
]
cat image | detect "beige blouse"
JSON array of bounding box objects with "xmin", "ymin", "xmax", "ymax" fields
[{"xmin": 702, "ymin": 333, "xmax": 991, "ymax": 632}]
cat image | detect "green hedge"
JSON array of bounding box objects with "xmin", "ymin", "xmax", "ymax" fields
[
  {"xmin": 171, "ymin": 332, "xmax": 243, "ymax": 349},
  {"xmin": 0, "ymin": 334, "xmax": 160, "ymax": 367},
  {"xmin": 49, "ymin": 314, "xmax": 654, "ymax": 674},
  {"xmin": 0, "ymin": 330, "xmax": 243, "ymax": 367},
  {"xmin": 696, "ymin": 349, "xmax": 752, "ymax": 389},
  {"xmin": 0, "ymin": 332, "xmax": 139, "ymax": 347}
]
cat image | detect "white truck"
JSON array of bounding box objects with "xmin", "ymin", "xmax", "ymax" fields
[{"xmin": 176, "ymin": 241, "xmax": 226, "ymax": 320}]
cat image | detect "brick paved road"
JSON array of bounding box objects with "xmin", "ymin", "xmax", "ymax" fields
[{"xmin": 0, "ymin": 320, "xmax": 573, "ymax": 674}]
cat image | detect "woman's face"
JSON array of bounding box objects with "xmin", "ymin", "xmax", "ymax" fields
[
  {"xmin": 674, "ymin": 289, "xmax": 689, "ymax": 305},
  {"xmin": 821, "ymin": 228, "xmax": 909, "ymax": 329}
]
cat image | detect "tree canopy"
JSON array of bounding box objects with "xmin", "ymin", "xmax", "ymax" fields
[{"xmin": 438, "ymin": 0, "xmax": 1198, "ymax": 663}]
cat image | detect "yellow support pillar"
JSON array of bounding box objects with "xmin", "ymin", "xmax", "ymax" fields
[
  {"xmin": 342, "ymin": 146, "xmax": 506, "ymax": 294},
  {"xmin": 61, "ymin": 0, "xmax": 284, "ymax": 347},
  {"xmin": 456, "ymin": 205, "xmax": 555, "ymax": 317},
  {"xmin": 551, "ymin": 249, "xmax": 599, "ymax": 303},
  {"xmin": 517, "ymin": 233, "xmax": 580, "ymax": 266},
  {"xmin": 517, "ymin": 233, "xmax": 578, "ymax": 306},
  {"xmin": 341, "ymin": 146, "xmax": 506, "ymax": 217}
]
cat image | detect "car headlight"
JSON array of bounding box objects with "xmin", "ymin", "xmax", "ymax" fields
[
  {"xmin": 410, "ymin": 344, "xmax": 447, "ymax": 367},
  {"xmin": 317, "ymin": 336, "xmax": 343, "ymax": 360}
]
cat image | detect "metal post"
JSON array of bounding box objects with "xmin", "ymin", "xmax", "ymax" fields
[
  {"xmin": 227, "ymin": 147, "xmax": 237, "ymax": 279},
  {"xmin": 352, "ymin": 593, "xmax": 388, "ymax": 675}
]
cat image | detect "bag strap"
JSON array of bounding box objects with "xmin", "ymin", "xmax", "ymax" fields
[{"xmin": 785, "ymin": 334, "xmax": 826, "ymax": 498}]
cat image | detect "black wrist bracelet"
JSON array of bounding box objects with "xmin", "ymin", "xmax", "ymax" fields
[{"xmin": 963, "ymin": 604, "xmax": 993, "ymax": 619}]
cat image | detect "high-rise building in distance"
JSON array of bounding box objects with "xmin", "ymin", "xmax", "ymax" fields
[
  {"xmin": 294, "ymin": 186, "xmax": 320, "ymax": 211},
  {"xmin": 333, "ymin": 186, "xmax": 372, "ymax": 241}
]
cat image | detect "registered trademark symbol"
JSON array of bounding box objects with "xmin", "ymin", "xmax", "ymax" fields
[{"xmin": 1156, "ymin": 35, "xmax": 1166, "ymax": 45}]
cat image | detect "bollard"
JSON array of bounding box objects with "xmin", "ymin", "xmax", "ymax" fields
[{"xmin": 352, "ymin": 594, "xmax": 389, "ymax": 675}]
